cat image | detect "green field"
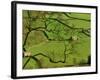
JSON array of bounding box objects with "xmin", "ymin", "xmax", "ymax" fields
[{"xmin": 22, "ymin": 10, "xmax": 91, "ymax": 69}]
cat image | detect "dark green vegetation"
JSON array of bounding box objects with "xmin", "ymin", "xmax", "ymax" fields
[{"xmin": 22, "ymin": 10, "xmax": 91, "ymax": 69}]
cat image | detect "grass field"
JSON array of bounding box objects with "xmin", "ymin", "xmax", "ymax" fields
[{"xmin": 22, "ymin": 10, "xmax": 91, "ymax": 69}]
